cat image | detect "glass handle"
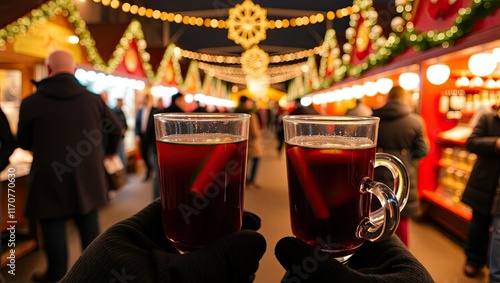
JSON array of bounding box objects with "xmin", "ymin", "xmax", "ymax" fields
[
  {"xmin": 356, "ymin": 153, "xmax": 410, "ymax": 242},
  {"xmin": 374, "ymin": 152, "xmax": 410, "ymax": 212},
  {"xmin": 356, "ymin": 179, "xmax": 400, "ymax": 242}
]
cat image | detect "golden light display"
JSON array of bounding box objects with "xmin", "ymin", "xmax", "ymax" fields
[
  {"xmin": 227, "ymin": 0, "xmax": 268, "ymax": 49},
  {"xmin": 93, "ymin": 0, "xmax": 359, "ymax": 31},
  {"xmin": 240, "ymin": 45, "xmax": 269, "ymax": 78},
  {"xmin": 0, "ymin": 0, "xmax": 497, "ymax": 99}
]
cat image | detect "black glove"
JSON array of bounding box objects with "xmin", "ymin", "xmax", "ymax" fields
[
  {"xmin": 60, "ymin": 199, "xmax": 266, "ymax": 283},
  {"xmin": 275, "ymin": 235, "xmax": 433, "ymax": 283}
]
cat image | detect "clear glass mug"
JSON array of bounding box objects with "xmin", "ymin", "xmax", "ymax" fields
[
  {"xmin": 283, "ymin": 115, "xmax": 409, "ymax": 262},
  {"xmin": 154, "ymin": 113, "xmax": 250, "ymax": 252}
]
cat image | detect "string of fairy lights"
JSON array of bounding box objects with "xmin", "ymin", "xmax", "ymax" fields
[
  {"xmin": 0, "ymin": 0, "xmax": 498, "ymax": 98},
  {"xmin": 178, "ymin": 44, "xmax": 326, "ymax": 65},
  {"xmin": 94, "ymin": 0, "xmax": 359, "ymax": 30},
  {"xmin": 198, "ymin": 61, "xmax": 306, "ymax": 85}
]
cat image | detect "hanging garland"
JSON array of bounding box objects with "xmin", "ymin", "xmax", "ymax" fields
[
  {"xmin": 94, "ymin": 0, "xmax": 359, "ymax": 31},
  {"xmin": 340, "ymin": 0, "xmax": 384, "ymax": 79},
  {"xmin": 151, "ymin": 43, "xmax": 184, "ymax": 86},
  {"xmin": 394, "ymin": 0, "xmax": 500, "ymax": 51},
  {"xmin": 318, "ymin": 0, "xmax": 499, "ymax": 91},
  {"xmin": 0, "ymin": 0, "xmax": 499, "ymax": 95},
  {"xmin": 318, "ymin": 29, "xmax": 341, "ymax": 88}
]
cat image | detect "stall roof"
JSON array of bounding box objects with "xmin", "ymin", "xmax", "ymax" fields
[
  {"xmin": 87, "ymin": 23, "xmax": 130, "ymax": 63},
  {"xmin": 0, "ymin": 0, "xmax": 50, "ymax": 28}
]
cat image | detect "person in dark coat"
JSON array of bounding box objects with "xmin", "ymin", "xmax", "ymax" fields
[
  {"xmin": 275, "ymin": 108, "xmax": 287, "ymax": 156},
  {"xmin": 17, "ymin": 50, "xmax": 122, "ymax": 282},
  {"xmin": 487, "ymin": 107, "xmax": 500, "ymax": 282},
  {"xmin": 0, "ymin": 107, "xmax": 17, "ymax": 171},
  {"xmin": 235, "ymin": 96, "xmax": 264, "ymax": 188},
  {"xmin": 135, "ymin": 93, "xmax": 156, "ymax": 182},
  {"xmin": 148, "ymin": 92, "xmax": 187, "ymax": 199},
  {"xmin": 460, "ymin": 109, "xmax": 500, "ymax": 278},
  {"xmin": 488, "ymin": 108, "xmax": 500, "ymax": 282},
  {"xmin": 112, "ymin": 98, "xmax": 128, "ymax": 169},
  {"xmin": 372, "ymin": 86, "xmax": 429, "ymax": 247},
  {"xmin": 346, "ymin": 98, "xmax": 373, "ymax": 116},
  {"xmin": 289, "ymin": 97, "xmax": 319, "ymax": 115},
  {"xmin": 159, "ymin": 92, "xmax": 186, "ymax": 113}
]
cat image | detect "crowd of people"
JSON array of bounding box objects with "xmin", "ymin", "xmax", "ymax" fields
[{"xmin": 1, "ymin": 49, "xmax": 498, "ymax": 282}]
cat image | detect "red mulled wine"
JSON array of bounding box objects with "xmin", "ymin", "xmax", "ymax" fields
[
  {"xmin": 285, "ymin": 136, "xmax": 376, "ymax": 257},
  {"xmin": 156, "ymin": 134, "xmax": 248, "ymax": 252}
]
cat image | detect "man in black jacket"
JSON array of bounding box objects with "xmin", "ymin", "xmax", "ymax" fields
[
  {"xmin": 17, "ymin": 50, "xmax": 122, "ymax": 282},
  {"xmin": 372, "ymin": 86, "xmax": 429, "ymax": 247},
  {"xmin": 148, "ymin": 92, "xmax": 186, "ymax": 199},
  {"xmin": 461, "ymin": 108, "xmax": 500, "ymax": 278},
  {"xmin": 135, "ymin": 93, "xmax": 156, "ymax": 182},
  {"xmin": 112, "ymin": 98, "xmax": 128, "ymax": 169},
  {"xmin": 0, "ymin": 107, "xmax": 16, "ymax": 171},
  {"xmin": 289, "ymin": 97, "xmax": 319, "ymax": 115}
]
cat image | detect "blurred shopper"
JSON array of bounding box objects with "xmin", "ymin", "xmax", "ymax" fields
[
  {"xmin": 268, "ymin": 102, "xmax": 279, "ymax": 132},
  {"xmin": 159, "ymin": 92, "xmax": 186, "ymax": 113},
  {"xmin": 346, "ymin": 98, "xmax": 373, "ymax": 116},
  {"xmin": 112, "ymin": 98, "xmax": 128, "ymax": 169},
  {"xmin": 488, "ymin": 106, "xmax": 500, "ymax": 282},
  {"xmin": 289, "ymin": 97, "xmax": 319, "ymax": 115},
  {"xmin": 461, "ymin": 107, "xmax": 500, "ymax": 278},
  {"xmin": 275, "ymin": 109, "xmax": 287, "ymax": 157},
  {"xmin": 17, "ymin": 50, "xmax": 122, "ymax": 282},
  {"xmin": 156, "ymin": 96, "xmax": 165, "ymax": 109},
  {"xmin": 372, "ymin": 86, "xmax": 429, "ymax": 247},
  {"xmin": 148, "ymin": 92, "xmax": 187, "ymax": 199},
  {"xmin": 235, "ymin": 95, "xmax": 263, "ymax": 189},
  {"xmin": 135, "ymin": 93, "xmax": 156, "ymax": 182},
  {"xmin": 0, "ymin": 107, "xmax": 16, "ymax": 171}
]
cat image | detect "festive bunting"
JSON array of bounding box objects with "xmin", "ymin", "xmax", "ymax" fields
[
  {"xmin": 304, "ymin": 56, "xmax": 320, "ymax": 93},
  {"xmin": 0, "ymin": 0, "xmax": 499, "ymax": 100},
  {"xmin": 318, "ymin": 29, "xmax": 341, "ymax": 88},
  {"xmin": 182, "ymin": 60, "xmax": 202, "ymax": 94},
  {"xmin": 152, "ymin": 44, "xmax": 183, "ymax": 87}
]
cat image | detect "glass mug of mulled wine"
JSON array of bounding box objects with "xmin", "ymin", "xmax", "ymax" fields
[
  {"xmin": 154, "ymin": 113, "xmax": 250, "ymax": 252},
  {"xmin": 283, "ymin": 115, "xmax": 409, "ymax": 263}
]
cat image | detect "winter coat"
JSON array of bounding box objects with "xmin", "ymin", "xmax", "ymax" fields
[
  {"xmin": 235, "ymin": 107, "xmax": 263, "ymax": 158},
  {"xmin": 289, "ymin": 105, "xmax": 319, "ymax": 115},
  {"xmin": 372, "ymin": 99, "xmax": 429, "ymax": 217},
  {"xmin": 0, "ymin": 107, "xmax": 17, "ymax": 171},
  {"xmin": 461, "ymin": 112, "xmax": 500, "ymax": 215},
  {"xmin": 346, "ymin": 103, "xmax": 373, "ymax": 116},
  {"xmin": 112, "ymin": 107, "xmax": 128, "ymax": 138},
  {"xmin": 17, "ymin": 73, "xmax": 122, "ymax": 219},
  {"xmin": 248, "ymin": 112, "xmax": 263, "ymax": 158},
  {"xmin": 146, "ymin": 103, "xmax": 184, "ymax": 152}
]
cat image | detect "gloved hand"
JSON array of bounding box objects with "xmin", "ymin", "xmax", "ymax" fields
[
  {"xmin": 275, "ymin": 235, "xmax": 433, "ymax": 283},
  {"xmin": 60, "ymin": 199, "xmax": 266, "ymax": 283}
]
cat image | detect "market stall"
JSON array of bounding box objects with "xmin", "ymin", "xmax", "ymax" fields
[{"xmin": 308, "ymin": 0, "xmax": 500, "ymax": 241}]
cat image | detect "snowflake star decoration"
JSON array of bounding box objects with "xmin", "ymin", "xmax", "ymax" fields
[
  {"xmin": 227, "ymin": 0, "xmax": 268, "ymax": 49},
  {"xmin": 241, "ymin": 45, "xmax": 269, "ymax": 78}
]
